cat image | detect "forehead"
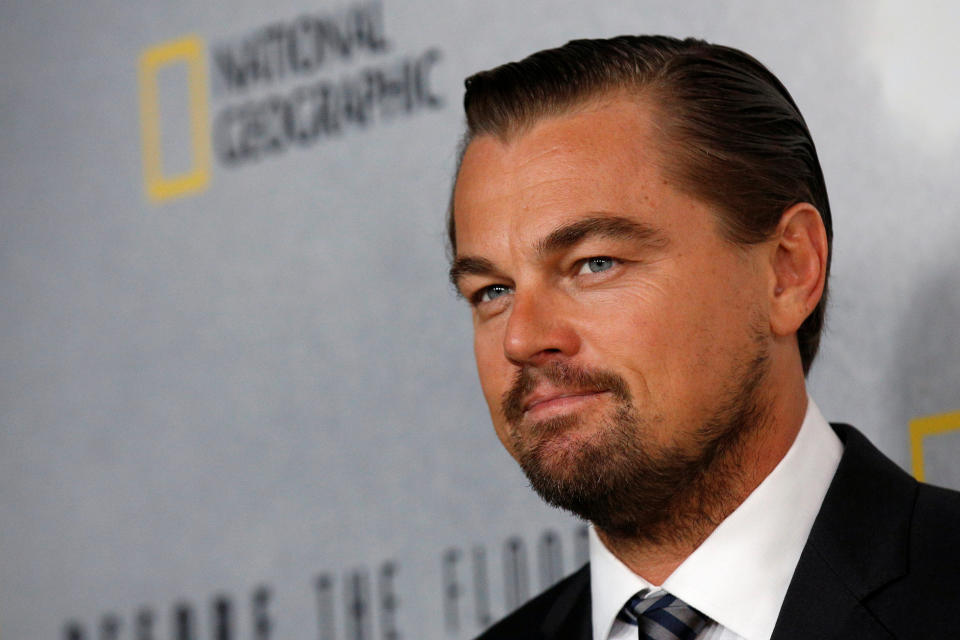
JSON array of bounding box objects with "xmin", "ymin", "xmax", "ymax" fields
[{"xmin": 452, "ymin": 97, "xmax": 682, "ymax": 253}]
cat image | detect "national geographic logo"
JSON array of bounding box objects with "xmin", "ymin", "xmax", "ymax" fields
[
  {"xmin": 138, "ymin": 2, "xmax": 443, "ymax": 203},
  {"xmin": 138, "ymin": 36, "xmax": 211, "ymax": 202}
]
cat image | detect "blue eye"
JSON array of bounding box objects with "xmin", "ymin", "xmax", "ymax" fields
[
  {"xmin": 579, "ymin": 257, "xmax": 616, "ymax": 274},
  {"xmin": 478, "ymin": 284, "xmax": 513, "ymax": 303}
]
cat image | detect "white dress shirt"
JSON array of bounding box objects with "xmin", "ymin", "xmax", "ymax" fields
[{"xmin": 590, "ymin": 397, "xmax": 843, "ymax": 640}]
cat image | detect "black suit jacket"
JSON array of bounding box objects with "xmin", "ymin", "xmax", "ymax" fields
[{"xmin": 476, "ymin": 424, "xmax": 960, "ymax": 639}]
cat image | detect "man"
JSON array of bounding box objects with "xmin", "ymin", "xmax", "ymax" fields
[{"xmin": 447, "ymin": 36, "xmax": 960, "ymax": 640}]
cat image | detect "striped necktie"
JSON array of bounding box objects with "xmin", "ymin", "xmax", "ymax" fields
[{"xmin": 617, "ymin": 591, "xmax": 709, "ymax": 640}]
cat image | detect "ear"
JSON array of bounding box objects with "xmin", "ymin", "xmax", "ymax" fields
[{"xmin": 769, "ymin": 203, "xmax": 828, "ymax": 337}]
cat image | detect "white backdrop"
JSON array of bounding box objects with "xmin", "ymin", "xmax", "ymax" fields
[{"xmin": 2, "ymin": 2, "xmax": 958, "ymax": 639}]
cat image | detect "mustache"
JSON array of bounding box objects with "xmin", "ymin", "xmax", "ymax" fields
[{"xmin": 501, "ymin": 362, "xmax": 632, "ymax": 424}]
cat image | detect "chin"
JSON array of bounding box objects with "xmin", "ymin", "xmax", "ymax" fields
[{"xmin": 512, "ymin": 410, "xmax": 600, "ymax": 456}]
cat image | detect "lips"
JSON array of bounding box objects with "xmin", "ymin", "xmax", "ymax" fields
[
  {"xmin": 522, "ymin": 387, "xmax": 608, "ymax": 415},
  {"xmin": 501, "ymin": 363, "xmax": 630, "ymax": 425}
]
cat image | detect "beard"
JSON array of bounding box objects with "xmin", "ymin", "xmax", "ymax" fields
[{"xmin": 501, "ymin": 344, "xmax": 771, "ymax": 546}]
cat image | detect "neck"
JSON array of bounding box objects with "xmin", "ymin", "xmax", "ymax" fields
[{"xmin": 596, "ymin": 379, "xmax": 808, "ymax": 585}]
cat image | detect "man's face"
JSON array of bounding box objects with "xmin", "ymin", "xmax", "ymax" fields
[{"xmin": 451, "ymin": 97, "xmax": 774, "ymax": 536}]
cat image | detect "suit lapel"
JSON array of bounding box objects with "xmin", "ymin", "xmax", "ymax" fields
[
  {"xmin": 539, "ymin": 565, "xmax": 592, "ymax": 640},
  {"xmin": 523, "ymin": 425, "xmax": 914, "ymax": 640},
  {"xmin": 771, "ymin": 424, "xmax": 915, "ymax": 640}
]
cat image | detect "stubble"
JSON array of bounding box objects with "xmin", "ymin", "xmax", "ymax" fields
[{"xmin": 502, "ymin": 344, "xmax": 772, "ymax": 549}]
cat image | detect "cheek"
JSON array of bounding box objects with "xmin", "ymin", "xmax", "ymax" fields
[
  {"xmin": 473, "ymin": 331, "xmax": 518, "ymax": 454},
  {"xmin": 473, "ymin": 324, "xmax": 509, "ymax": 411},
  {"xmin": 575, "ymin": 268, "xmax": 756, "ymax": 399},
  {"xmin": 577, "ymin": 285, "xmax": 674, "ymax": 360},
  {"xmin": 655, "ymin": 261, "xmax": 767, "ymax": 393}
]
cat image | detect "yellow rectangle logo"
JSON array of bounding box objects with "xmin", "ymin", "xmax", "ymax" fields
[
  {"xmin": 138, "ymin": 36, "xmax": 211, "ymax": 202},
  {"xmin": 910, "ymin": 410, "xmax": 960, "ymax": 481}
]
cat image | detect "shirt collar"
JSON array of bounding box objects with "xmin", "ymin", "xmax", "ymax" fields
[{"xmin": 590, "ymin": 397, "xmax": 842, "ymax": 640}]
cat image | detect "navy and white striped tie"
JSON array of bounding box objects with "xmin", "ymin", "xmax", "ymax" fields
[{"xmin": 617, "ymin": 591, "xmax": 709, "ymax": 640}]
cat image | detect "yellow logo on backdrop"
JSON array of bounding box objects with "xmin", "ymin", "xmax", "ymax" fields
[
  {"xmin": 910, "ymin": 410, "xmax": 960, "ymax": 481},
  {"xmin": 138, "ymin": 36, "xmax": 212, "ymax": 203},
  {"xmin": 135, "ymin": 5, "xmax": 443, "ymax": 204}
]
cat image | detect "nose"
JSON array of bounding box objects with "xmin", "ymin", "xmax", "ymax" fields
[{"xmin": 503, "ymin": 288, "xmax": 581, "ymax": 366}]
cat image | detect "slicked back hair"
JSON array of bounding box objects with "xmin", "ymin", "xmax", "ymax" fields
[{"xmin": 448, "ymin": 35, "xmax": 832, "ymax": 375}]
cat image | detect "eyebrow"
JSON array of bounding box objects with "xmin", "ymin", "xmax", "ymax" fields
[
  {"xmin": 535, "ymin": 216, "xmax": 666, "ymax": 256},
  {"xmin": 448, "ymin": 215, "xmax": 667, "ymax": 292},
  {"xmin": 448, "ymin": 255, "xmax": 498, "ymax": 292}
]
